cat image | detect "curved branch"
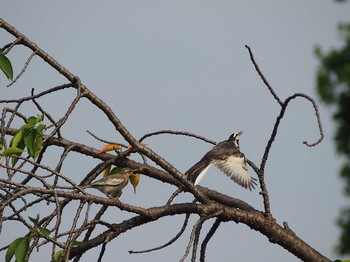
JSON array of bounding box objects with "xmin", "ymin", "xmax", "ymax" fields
[
  {"xmin": 128, "ymin": 214, "xmax": 190, "ymax": 255},
  {"xmin": 139, "ymin": 130, "xmax": 216, "ymax": 145},
  {"xmin": 294, "ymin": 93, "xmax": 324, "ymax": 147}
]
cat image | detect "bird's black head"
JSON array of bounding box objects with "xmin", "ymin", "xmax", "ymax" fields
[{"xmin": 228, "ymin": 131, "xmax": 243, "ymax": 148}]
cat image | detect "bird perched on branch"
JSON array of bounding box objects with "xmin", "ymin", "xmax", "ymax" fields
[
  {"xmin": 185, "ymin": 131, "xmax": 257, "ymax": 190},
  {"xmin": 84, "ymin": 167, "xmax": 138, "ymax": 197}
]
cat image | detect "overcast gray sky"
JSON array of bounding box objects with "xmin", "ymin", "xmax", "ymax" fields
[{"xmin": 1, "ymin": 1, "xmax": 350, "ymax": 261}]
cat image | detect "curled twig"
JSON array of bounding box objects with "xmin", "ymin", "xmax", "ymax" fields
[
  {"xmin": 129, "ymin": 214, "xmax": 190, "ymax": 255},
  {"xmin": 166, "ymin": 188, "xmax": 184, "ymax": 206}
]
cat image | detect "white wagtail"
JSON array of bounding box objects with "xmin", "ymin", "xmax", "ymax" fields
[{"xmin": 186, "ymin": 131, "xmax": 256, "ymax": 190}]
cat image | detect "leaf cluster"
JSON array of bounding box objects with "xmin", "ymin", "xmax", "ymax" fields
[
  {"xmin": 315, "ymin": 22, "xmax": 350, "ymax": 255},
  {"xmin": 1, "ymin": 115, "xmax": 45, "ymax": 167},
  {"xmin": 5, "ymin": 215, "xmax": 50, "ymax": 262}
]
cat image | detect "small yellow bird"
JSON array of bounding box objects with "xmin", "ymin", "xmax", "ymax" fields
[{"xmin": 84, "ymin": 167, "xmax": 138, "ymax": 198}]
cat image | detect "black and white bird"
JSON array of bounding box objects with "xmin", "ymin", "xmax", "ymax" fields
[{"xmin": 185, "ymin": 131, "xmax": 257, "ymax": 190}]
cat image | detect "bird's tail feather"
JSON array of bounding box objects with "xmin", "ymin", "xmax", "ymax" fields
[{"xmin": 185, "ymin": 158, "xmax": 211, "ymax": 185}]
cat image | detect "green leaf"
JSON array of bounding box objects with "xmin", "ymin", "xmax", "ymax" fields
[
  {"xmin": 10, "ymin": 129, "xmax": 23, "ymax": 148},
  {"xmin": 54, "ymin": 250, "xmax": 64, "ymax": 262},
  {"xmin": 35, "ymin": 114, "xmax": 44, "ymax": 123},
  {"xmin": 5, "ymin": 237, "xmax": 30, "ymax": 262},
  {"xmin": 39, "ymin": 227, "xmax": 50, "ymax": 238},
  {"xmin": 0, "ymin": 50, "xmax": 13, "ymax": 81},
  {"xmin": 26, "ymin": 116, "xmax": 38, "ymax": 126},
  {"xmin": 110, "ymin": 167, "xmax": 122, "ymax": 175},
  {"xmin": 2, "ymin": 147, "xmax": 24, "ymax": 156},
  {"xmin": 11, "ymin": 141, "xmax": 25, "ymax": 167},
  {"xmin": 5, "ymin": 237, "xmax": 23, "ymax": 262},
  {"xmin": 33, "ymin": 134, "xmax": 42, "ymax": 160},
  {"xmin": 28, "ymin": 214, "xmax": 40, "ymax": 227},
  {"xmin": 14, "ymin": 237, "xmax": 29, "ymax": 262},
  {"xmin": 23, "ymin": 129, "xmax": 37, "ymax": 158},
  {"xmin": 19, "ymin": 123, "xmax": 34, "ymax": 131},
  {"xmin": 72, "ymin": 240, "xmax": 82, "ymax": 246},
  {"xmin": 36, "ymin": 123, "xmax": 45, "ymax": 134}
]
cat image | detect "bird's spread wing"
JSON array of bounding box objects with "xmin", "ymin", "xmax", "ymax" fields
[{"xmin": 213, "ymin": 153, "xmax": 257, "ymax": 190}]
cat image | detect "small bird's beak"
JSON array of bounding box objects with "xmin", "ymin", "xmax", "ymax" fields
[{"xmin": 238, "ymin": 131, "xmax": 243, "ymax": 136}]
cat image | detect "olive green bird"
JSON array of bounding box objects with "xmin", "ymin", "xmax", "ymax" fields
[{"xmin": 84, "ymin": 167, "xmax": 138, "ymax": 198}]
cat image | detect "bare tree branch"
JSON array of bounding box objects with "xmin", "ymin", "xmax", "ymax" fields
[{"xmin": 0, "ymin": 19, "xmax": 330, "ymax": 262}]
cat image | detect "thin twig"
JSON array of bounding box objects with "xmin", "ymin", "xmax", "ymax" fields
[
  {"xmin": 2, "ymin": 36, "xmax": 22, "ymax": 55},
  {"xmin": 200, "ymin": 218, "xmax": 222, "ymax": 262},
  {"xmin": 7, "ymin": 50, "xmax": 37, "ymax": 87},
  {"xmin": 97, "ymin": 242, "xmax": 107, "ymax": 262},
  {"xmin": 0, "ymin": 83, "xmax": 74, "ymax": 104},
  {"xmin": 86, "ymin": 130, "xmax": 128, "ymax": 148},
  {"xmin": 30, "ymin": 88, "xmax": 62, "ymax": 138},
  {"xmin": 245, "ymin": 45, "xmax": 283, "ymax": 106},
  {"xmin": 166, "ymin": 188, "xmax": 183, "ymax": 205},
  {"xmin": 65, "ymin": 201, "xmax": 86, "ymax": 260},
  {"xmin": 180, "ymin": 216, "xmax": 205, "ymax": 262}
]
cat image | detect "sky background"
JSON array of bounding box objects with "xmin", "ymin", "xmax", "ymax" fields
[{"xmin": 1, "ymin": 1, "xmax": 350, "ymax": 261}]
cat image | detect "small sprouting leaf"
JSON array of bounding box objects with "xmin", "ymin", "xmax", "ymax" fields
[
  {"xmin": 26, "ymin": 116, "xmax": 38, "ymax": 126},
  {"xmin": 2, "ymin": 147, "xmax": 24, "ymax": 156},
  {"xmin": 35, "ymin": 114, "xmax": 44, "ymax": 123},
  {"xmin": 54, "ymin": 250, "xmax": 64, "ymax": 262},
  {"xmin": 0, "ymin": 50, "xmax": 13, "ymax": 81},
  {"xmin": 14, "ymin": 237, "xmax": 29, "ymax": 262},
  {"xmin": 28, "ymin": 214, "xmax": 40, "ymax": 227},
  {"xmin": 39, "ymin": 227, "xmax": 50, "ymax": 238}
]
